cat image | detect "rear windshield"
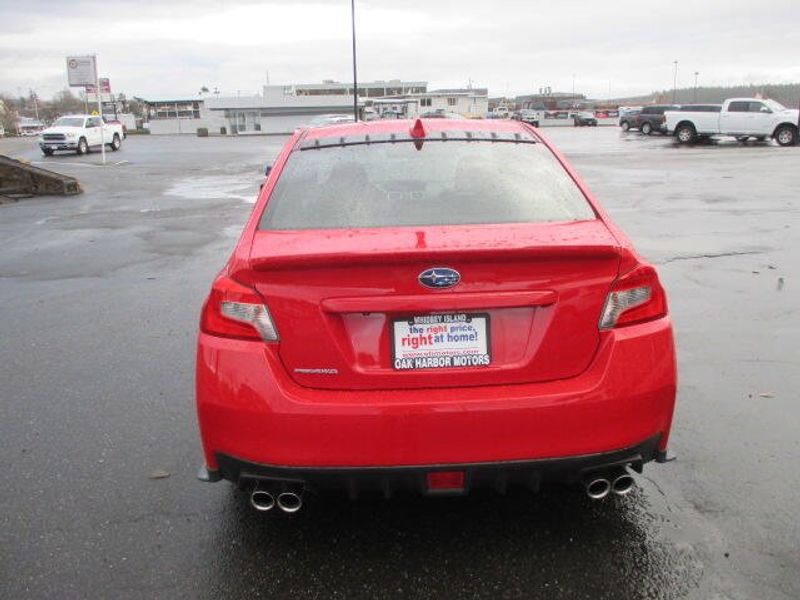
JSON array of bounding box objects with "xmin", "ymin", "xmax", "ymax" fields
[{"xmin": 259, "ymin": 140, "xmax": 595, "ymax": 230}]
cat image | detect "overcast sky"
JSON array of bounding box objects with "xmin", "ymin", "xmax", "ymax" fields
[{"xmin": 2, "ymin": 0, "xmax": 799, "ymax": 100}]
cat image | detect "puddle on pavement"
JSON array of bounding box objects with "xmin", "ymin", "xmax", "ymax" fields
[{"xmin": 166, "ymin": 175, "xmax": 259, "ymax": 204}]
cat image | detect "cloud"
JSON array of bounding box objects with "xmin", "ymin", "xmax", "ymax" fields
[{"xmin": 1, "ymin": 0, "xmax": 798, "ymax": 100}]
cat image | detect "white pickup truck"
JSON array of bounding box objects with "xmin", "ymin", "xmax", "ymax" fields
[
  {"xmin": 665, "ymin": 98, "xmax": 799, "ymax": 146},
  {"xmin": 38, "ymin": 114, "xmax": 124, "ymax": 156}
]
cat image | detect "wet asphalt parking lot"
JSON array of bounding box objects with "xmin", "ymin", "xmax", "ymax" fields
[{"xmin": 1, "ymin": 128, "xmax": 798, "ymax": 599}]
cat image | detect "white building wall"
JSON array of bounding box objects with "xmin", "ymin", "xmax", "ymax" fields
[
  {"xmin": 407, "ymin": 95, "xmax": 489, "ymax": 118},
  {"xmin": 146, "ymin": 115, "xmax": 225, "ymax": 135}
]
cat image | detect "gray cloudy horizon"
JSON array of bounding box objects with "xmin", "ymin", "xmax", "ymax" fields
[{"xmin": 1, "ymin": 0, "xmax": 799, "ymax": 101}]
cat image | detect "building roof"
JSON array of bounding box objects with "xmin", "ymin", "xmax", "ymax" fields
[
  {"xmin": 290, "ymin": 80, "xmax": 427, "ymax": 90},
  {"xmin": 134, "ymin": 96, "xmax": 203, "ymax": 104},
  {"xmin": 515, "ymin": 92, "xmax": 586, "ymax": 101},
  {"xmin": 431, "ymin": 88, "xmax": 488, "ymax": 96}
]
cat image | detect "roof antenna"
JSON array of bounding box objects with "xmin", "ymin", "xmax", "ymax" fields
[{"xmin": 350, "ymin": 0, "xmax": 359, "ymax": 122}]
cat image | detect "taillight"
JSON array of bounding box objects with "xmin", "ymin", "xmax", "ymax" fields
[
  {"xmin": 599, "ymin": 264, "xmax": 667, "ymax": 329},
  {"xmin": 200, "ymin": 275, "xmax": 279, "ymax": 341}
]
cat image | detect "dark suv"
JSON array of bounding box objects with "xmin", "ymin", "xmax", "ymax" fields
[
  {"xmin": 632, "ymin": 105, "xmax": 679, "ymax": 135},
  {"xmin": 619, "ymin": 109, "xmax": 641, "ymax": 131}
]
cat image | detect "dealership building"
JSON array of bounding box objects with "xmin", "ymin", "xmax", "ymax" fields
[{"xmin": 137, "ymin": 80, "xmax": 489, "ymax": 134}]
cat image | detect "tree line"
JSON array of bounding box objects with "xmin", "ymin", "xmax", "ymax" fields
[{"xmin": 0, "ymin": 88, "xmax": 143, "ymax": 134}]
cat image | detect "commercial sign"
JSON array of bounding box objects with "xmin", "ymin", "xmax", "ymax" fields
[
  {"xmin": 66, "ymin": 56, "xmax": 97, "ymax": 87},
  {"xmin": 86, "ymin": 78, "xmax": 112, "ymax": 103}
]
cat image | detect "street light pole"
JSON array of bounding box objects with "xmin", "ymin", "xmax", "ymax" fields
[
  {"xmin": 673, "ymin": 61, "xmax": 678, "ymax": 103},
  {"xmin": 31, "ymin": 91, "xmax": 40, "ymax": 123},
  {"xmin": 572, "ymin": 74, "xmax": 576, "ymax": 107},
  {"xmin": 694, "ymin": 72, "xmax": 699, "ymax": 102},
  {"xmin": 350, "ymin": 0, "xmax": 359, "ymax": 121}
]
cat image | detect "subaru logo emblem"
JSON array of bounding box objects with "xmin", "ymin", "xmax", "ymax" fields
[{"xmin": 418, "ymin": 267, "xmax": 460, "ymax": 289}]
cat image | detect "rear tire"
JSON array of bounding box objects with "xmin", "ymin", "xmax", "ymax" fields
[
  {"xmin": 774, "ymin": 125, "xmax": 797, "ymax": 147},
  {"xmin": 641, "ymin": 122, "xmax": 653, "ymax": 135},
  {"xmin": 675, "ymin": 123, "xmax": 697, "ymax": 145},
  {"xmin": 42, "ymin": 148, "xmax": 53, "ymax": 156},
  {"xmin": 736, "ymin": 136, "xmax": 749, "ymax": 142},
  {"xmin": 77, "ymin": 137, "xmax": 89, "ymax": 155},
  {"xmin": 621, "ymin": 121, "xmax": 630, "ymax": 131}
]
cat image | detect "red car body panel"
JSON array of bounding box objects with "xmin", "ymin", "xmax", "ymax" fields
[
  {"xmin": 196, "ymin": 118, "xmax": 677, "ymax": 481},
  {"xmin": 197, "ymin": 319, "xmax": 675, "ymax": 468}
]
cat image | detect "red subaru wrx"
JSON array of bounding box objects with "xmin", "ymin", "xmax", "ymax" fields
[{"xmin": 196, "ymin": 118, "xmax": 676, "ymax": 513}]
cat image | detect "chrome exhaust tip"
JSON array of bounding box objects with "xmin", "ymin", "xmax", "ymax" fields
[
  {"xmin": 276, "ymin": 492, "xmax": 303, "ymax": 513},
  {"xmin": 612, "ymin": 472, "xmax": 635, "ymax": 496},
  {"xmin": 585, "ymin": 477, "xmax": 611, "ymax": 500},
  {"xmin": 250, "ymin": 489, "xmax": 276, "ymax": 512}
]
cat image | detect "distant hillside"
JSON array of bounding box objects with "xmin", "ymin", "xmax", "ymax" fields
[{"xmin": 611, "ymin": 83, "xmax": 800, "ymax": 107}]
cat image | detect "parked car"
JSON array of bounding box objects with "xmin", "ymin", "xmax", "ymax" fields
[
  {"xmin": 632, "ymin": 105, "xmax": 679, "ymax": 135},
  {"xmin": 195, "ymin": 118, "xmax": 677, "ymax": 511},
  {"xmin": 516, "ymin": 109, "xmax": 542, "ymax": 127},
  {"xmin": 38, "ymin": 115, "xmax": 124, "ymax": 156},
  {"xmin": 618, "ymin": 109, "xmax": 641, "ymax": 131},
  {"xmin": 573, "ymin": 111, "xmax": 598, "ymax": 127},
  {"xmin": 491, "ymin": 106, "xmax": 510, "ymax": 119},
  {"xmin": 666, "ymin": 98, "xmax": 799, "ymax": 146}
]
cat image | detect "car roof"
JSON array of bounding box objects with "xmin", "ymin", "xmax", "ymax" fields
[{"xmin": 300, "ymin": 118, "xmax": 532, "ymax": 142}]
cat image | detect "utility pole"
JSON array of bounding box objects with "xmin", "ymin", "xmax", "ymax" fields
[
  {"xmin": 350, "ymin": 0, "xmax": 359, "ymax": 121},
  {"xmin": 94, "ymin": 55, "xmax": 106, "ymax": 165},
  {"xmin": 672, "ymin": 61, "xmax": 678, "ymax": 103},
  {"xmin": 693, "ymin": 72, "xmax": 699, "ymax": 102},
  {"xmin": 572, "ymin": 74, "xmax": 576, "ymax": 107},
  {"xmin": 31, "ymin": 90, "xmax": 40, "ymax": 123}
]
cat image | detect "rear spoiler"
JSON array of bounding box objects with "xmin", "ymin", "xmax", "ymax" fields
[
  {"xmin": 248, "ymin": 222, "xmax": 621, "ymax": 270},
  {"xmin": 249, "ymin": 243, "xmax": 619, "ymax": 270}
]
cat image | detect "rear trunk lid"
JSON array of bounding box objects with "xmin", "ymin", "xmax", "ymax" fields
[{"xmin": 238, "ymin": 220, "xmax": 620, "ymax": 390}]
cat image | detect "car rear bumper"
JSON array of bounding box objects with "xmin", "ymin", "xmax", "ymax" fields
[
  {"xmin": 196, "ymin": 317, "xmax": 677, "ymax": 472},
  {"xmin": 208, "ymin": 434, "xmax": 664, "ymax": 495}
]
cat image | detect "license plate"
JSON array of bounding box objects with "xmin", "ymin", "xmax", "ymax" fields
[{"xmin": 392, "ymin": 313, "xmax": 491, "ymax": 370}]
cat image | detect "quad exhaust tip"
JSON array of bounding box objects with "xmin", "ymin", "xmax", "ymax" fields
[
  {"xmin": 585, "ymin": 477, "xmax": 611, "ymax": 500},
  {"xmin": 276, "ymin": 492, "xmax": 303, "ymax": 513},
  {"xmin": 612, "ymin": 472, "xmax": 635, "ymax": 496},
  {"xmin": 585, "ymin": 467, "xmax": 636, "ymax": 500},
  {"xmin": 250, "ymin": 489, "xmax": 276, "ymax": 512}
]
